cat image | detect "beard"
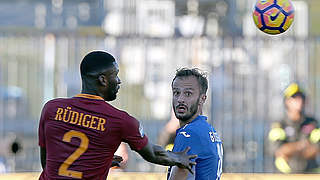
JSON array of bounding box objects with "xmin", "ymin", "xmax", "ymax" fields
[
  {"xmin": 174, "ymin": 98, "xmax": 199, "ymax": 122},
  {"xmin": 105, "ymin": 92, "xmax": 117, "ymax": 101},
  {"xmin": 105, "ymin": 84, "xmax": 119, "ymax": 101}
]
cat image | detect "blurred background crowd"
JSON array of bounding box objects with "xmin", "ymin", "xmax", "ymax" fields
[{"xmin": 0, "ymin": 0, "xmax": 320, "ymax": 174}]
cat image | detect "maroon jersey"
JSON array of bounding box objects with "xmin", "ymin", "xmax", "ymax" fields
[{"xmin": 38, "ymin": 94, "xmax": 148, "ymax": 180}]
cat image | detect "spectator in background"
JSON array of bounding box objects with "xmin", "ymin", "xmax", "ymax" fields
[{"xmin": 268, "ymin": 83, "xmax": 320, "ymax": 173}]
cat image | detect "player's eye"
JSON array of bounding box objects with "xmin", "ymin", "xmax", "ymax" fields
[
  {"xmin": 185, "ymin": 92, "xmax": 192, "ymax": 96},
  {"xmin": 173, "ymin": 91, "xmax": 180, "ymax": 96}
]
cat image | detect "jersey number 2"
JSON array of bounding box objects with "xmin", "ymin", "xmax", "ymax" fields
[{"xmin": 58, "ymin": 130, "xmax": 89, "ymax": 179}]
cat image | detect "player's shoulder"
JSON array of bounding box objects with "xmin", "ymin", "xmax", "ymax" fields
[
  {"xmin": 175, "ymin": 126, "xmax": 199, "ymax": 145},
  {"xmin": 189, "ymin": 117, "xmax": 212, "ymax": 131},
  {"xmin": 179, "ymin": 123, "xmax": 196, "ymax": 133},
  {"xmin": 177, "ymin": 122, "xmax": 205, "ymax": 138},
  {"xmin": 104, "ymin": 103, "xmax": 136, "ymax": 121},
  {"xmin": 44, "ymin": 97, "xmax": 70, "ymax": 107}
]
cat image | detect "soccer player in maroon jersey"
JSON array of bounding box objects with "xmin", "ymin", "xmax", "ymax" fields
[{"xmin": 38, "ymin": 51, "xmax": 196, "ymax": 180}]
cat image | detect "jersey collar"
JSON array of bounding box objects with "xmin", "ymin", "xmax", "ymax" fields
[
  {"xmin": 190, "ymin": 115, "xmax": 207, "ymax": 124},
  {"xmin": 74, "ymin": 93, "xmax": 104, "ymax": 101},
  {"xmin": 179, "ymin": 115, "xmax": 207, "ymax": 130}
]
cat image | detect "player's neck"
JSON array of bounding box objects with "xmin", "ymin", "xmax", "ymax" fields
[
  {"xmin": 179, "ymin": 112, "xmax": 201, "ymax": 127},
  {"xmin": 81, "ymin": 90, "xmax": 98, "ymax": 96},
  {"xmin": 81, "ymin": 85, "xmax": 101, "ymax": 97}
]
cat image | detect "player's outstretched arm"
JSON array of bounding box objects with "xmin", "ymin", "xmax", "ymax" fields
[{"xmin": 136, "ymin": 142, "xmax": 196, "ymax": 174}]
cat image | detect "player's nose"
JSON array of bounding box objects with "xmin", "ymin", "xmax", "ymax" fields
[{"xmin": 177, "ymin": 96, "xmax": 185, "ymax": 103}]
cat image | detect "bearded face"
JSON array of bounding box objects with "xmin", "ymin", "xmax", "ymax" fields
[
  {"xmin": 172, "ymin": 76, "xmax": 203, "ymax": 123},
  {"xmin": 102, "ymin": 63, "xmax": 121, "ymax": 101},
  {"xmin": 174, "ymin": 97, "xmax": 200, "ymax": 122}
]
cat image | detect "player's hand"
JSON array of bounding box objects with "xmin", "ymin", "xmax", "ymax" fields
[
  {"xmin": 111, "ymin": 155, "xmax": 123, "ymax": 167},
  {"xmin": 171, "ymin": 147, "xmax": 197, "ymax": 174}
]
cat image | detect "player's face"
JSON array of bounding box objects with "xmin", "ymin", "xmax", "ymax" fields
[
  {"xmin": 104, "ymin": 62, "xmax": 121, "ymax": 101},
  {"xmin": 172, "ymin": 76, "xmax": 201, "ymax": 122}
]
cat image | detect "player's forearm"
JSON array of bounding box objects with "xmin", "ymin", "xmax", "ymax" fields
[
  {"xmin": 148, "ymin": 144, "xmax": 178, "ymax": 166},
  {"xmin": 138, "ymin": 143, "xmax": 178, "ymax": 166},
  {"xmin": 138, "ymin": 142, "xmax": 196, "ymax": 173}
]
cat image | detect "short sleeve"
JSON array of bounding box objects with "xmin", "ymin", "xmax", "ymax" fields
[
  {"xmin": 38, "ymin": 102, "xmax": 49, "ymax": 148},
  {"xmin": 121, "ymin": 116, "xmax": 148, "ymax": 151}
]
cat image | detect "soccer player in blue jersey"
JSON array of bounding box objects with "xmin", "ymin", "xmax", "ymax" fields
[{"xmin": 167, "ymin": 68, "xmax": 223, "ymax": 180}]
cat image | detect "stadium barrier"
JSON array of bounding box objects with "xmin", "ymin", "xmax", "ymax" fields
[{"xmin": 0, "ymin": 172, "xmax": 320, "ymax": 180}]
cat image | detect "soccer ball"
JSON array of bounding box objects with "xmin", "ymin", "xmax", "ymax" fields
[{"xmin": 253, "ymin": 0, "xmax": 294, "ymax": 35}]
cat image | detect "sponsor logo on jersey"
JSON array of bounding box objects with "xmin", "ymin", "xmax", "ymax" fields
[{"xmin": 179, "ymin": 131, "xmax": 191, "ymax": 137}]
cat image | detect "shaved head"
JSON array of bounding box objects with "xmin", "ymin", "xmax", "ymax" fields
[{"xmin": 80, "ymin": 51, "xmax": 116, "ymax": 77}]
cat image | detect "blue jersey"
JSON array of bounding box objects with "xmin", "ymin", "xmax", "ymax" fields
[{"xmin": 168, "ymin": 115, "xmax": 223, "ymax": 180}]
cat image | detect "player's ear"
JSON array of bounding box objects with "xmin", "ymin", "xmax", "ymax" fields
[
  {"xmin": 98, "ymin": 74, "xmax": 108, "ymax": 87},
  {"xmin": 199, "ymin": 94, "xmax": 207, "ymax": 105}
]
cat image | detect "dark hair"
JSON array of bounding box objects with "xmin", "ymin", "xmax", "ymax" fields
[
  {"xmin": 80, "ymin": 51, "xmax": 115, "ymax": 77},
  {"xmin": 290, "ymin": 91, "xmax": 306, "ymax": 101},
  {"xmin": 172, "ymin": 68, "xmax": 208, "ymax": 94}
]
